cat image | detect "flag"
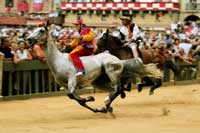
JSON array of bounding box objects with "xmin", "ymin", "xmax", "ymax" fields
[
  {"xmin": 16, "ymin": 0, "xmax": 29, "ymax": 12},
  {"xmin": 33, "ymin": 0, "xmax": 43, "ymax": 12}
]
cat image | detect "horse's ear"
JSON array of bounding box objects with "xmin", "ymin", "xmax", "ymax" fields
[
  {"xmin": 44, "ymin": 20, "xmax": 49, "ymax": 31},
  {"xmin": 106, "ymin": 29, "xmax": 109, "ymax": 34},
  {"xmin": 120, "ymin": 31, "xmax": 125, "ymax": 40}
]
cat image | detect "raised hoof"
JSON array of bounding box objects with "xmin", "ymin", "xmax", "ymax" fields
[
  {"xmin": 149, "ymin": 89, "xmax": 154, "ymax": 95},
  {"xmin": 120, "ymin": 91, "xmax": 126, "ymax": 99},
  {"xmin": 126, "ymin": 83, "xmax": 132, "ymax": 92},
  {"xmin": 137, "ymin": 84, "xmax": 143, "ymax": 92},
  {"xmin": 149, "ymin": 91, "xmax": 154, "ymax": 95},
  {"xmin": 107, "ymin": 106, "xmax": 113, "ymax": 113},
  {"xmin": 85, "ymin": 96, "xmax": 95, "ymax": 102}
]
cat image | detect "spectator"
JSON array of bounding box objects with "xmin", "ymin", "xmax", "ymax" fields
[
  {"xmin": 176, "ymin": 47, "xmax": 194, "ymax": 64},
  {"xmin": 0, "ymin": 37, "xmax": 13, "ymax": 61},
  {"xmin": 13, "ymin": 41, "xmax": 32, "ymax": 64},
  {"xmin": 194, "ymin": 45, "xmax": 200, "ymax": 61},
  {"xmin": 32, "ymin": 40, "xmax": 45, "ymax": 61}
]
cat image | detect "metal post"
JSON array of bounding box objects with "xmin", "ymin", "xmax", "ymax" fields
[{"xmin": 0, "ymin": 52, "xmax": 4, "ymax": 97}]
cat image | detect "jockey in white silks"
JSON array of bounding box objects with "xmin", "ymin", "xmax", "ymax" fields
[{"xmin": 118, "ymin": 15, "xmax": 142, "ymax": 63}]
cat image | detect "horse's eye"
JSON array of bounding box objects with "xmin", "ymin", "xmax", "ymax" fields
[{"xmin": 40, "ymin": 30, "xmax": 45, "ymax": 33}]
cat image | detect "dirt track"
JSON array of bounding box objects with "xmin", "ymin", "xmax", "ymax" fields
[{"xmin": 0, "ymin": 84, "xmax": 200, "ymax": 133}]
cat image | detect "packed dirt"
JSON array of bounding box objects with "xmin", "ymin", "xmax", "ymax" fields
[{"xmin": 0, "ymin": 84, "xmax": 200, "ymax": 133}]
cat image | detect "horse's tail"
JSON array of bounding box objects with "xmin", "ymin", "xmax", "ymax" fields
[
  {"xmin": 121, "ymin": 59, "xmax": 163, "ymax": 79},
  {"xmin": 102, "ymin": 54, "xmax": 124, "ymax": 84},
  {"xmin": 142, "ymin": 63, "xmax": 163, "ymax": 79}
]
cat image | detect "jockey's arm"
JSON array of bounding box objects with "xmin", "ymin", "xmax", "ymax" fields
[
  {"xmin": 81, "ymin": 30, "xmax": 95, "ymax": 42},
  {"xmin": 69, "ymin": 39, "xmax": 79, "ymax": 48}
]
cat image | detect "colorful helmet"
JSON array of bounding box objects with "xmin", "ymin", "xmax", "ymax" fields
[{"xmin": 72, "ymin": 19, "xmax": 84, "ymax": 25}]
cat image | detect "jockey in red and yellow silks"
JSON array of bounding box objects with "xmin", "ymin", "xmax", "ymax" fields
[{"xmin": 68, "ymin": 19, "xmax": 97, "ymax": 77}]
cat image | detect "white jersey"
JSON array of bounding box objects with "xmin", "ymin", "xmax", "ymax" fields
[{"xmin": 119, "ymin": 23, "xmax": 140, "ymax": 42}]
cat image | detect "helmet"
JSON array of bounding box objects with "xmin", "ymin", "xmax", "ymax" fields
[{"xmin": 72, "ymin": 19, "xmax": 84, "ymax": 25}]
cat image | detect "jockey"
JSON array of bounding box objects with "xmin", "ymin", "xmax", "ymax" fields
[
  {"xmin": 119, "ymin": 14, "xmax": 142, "ymax": 63},
  {"xmin": 68, "ymin": 19, "xmax": 97, "ymax": 77}
]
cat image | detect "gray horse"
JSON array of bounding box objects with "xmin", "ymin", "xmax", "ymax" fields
[{"xmin": 26, "ymin": 25, "xmax": 163, "ymax": 113}]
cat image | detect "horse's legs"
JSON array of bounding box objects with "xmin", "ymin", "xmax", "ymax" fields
[
  {"xmin": 137, "ymin": 77, "xmax": 162, "ymax": 95},
  {"xmin": 104, "ymin": 85, "xmax": 123, "ymax": 113},
  {"xmin": 120, "ymin": 77, "xmax": 132, "ymax": 98},
  {"xmin": 149, "ymin": 78, "xmax": 162, "ymax": 95},
  {"xmin": 67, "ymin": 77, "xmax": 104, "ymax": 113},
  {"xmin": 137, "ymin": 77, "xmax": 154, "ymax": 92}
]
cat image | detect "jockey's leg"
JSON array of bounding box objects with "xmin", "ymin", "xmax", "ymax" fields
[
  {"xmin": 129, "ymin": 44, "xmax": 139, "ymax": 58},
  {"xmin": 69, "ymin": 46, "xmax": 93, "ymax": 77},
  {"xmin": 129, "ymin": 44, "xmax": 143, "ymax": 64}
]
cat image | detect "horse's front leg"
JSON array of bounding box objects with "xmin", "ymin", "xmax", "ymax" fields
[{"xmin": 67, "ymin": 76, "xmax": 102, "ymax": 113}]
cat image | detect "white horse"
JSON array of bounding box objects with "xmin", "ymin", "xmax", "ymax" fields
[{"xmin": 27, "ymin": 25, "xmax": 163, "ymax": 113}]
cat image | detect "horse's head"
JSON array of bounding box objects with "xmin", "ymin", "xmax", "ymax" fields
[
  {"xmin": 96, "ymin": 29, "xmax": 110, "ymax": 53},
  {"xmin": 26, "ymin": 24, "xmax": 60, "ymax": 47},
  {"xmin": 96, "ymin": 29, "xmax": 124, "ymax": 53},
  {"xmin": 26, "ymin": 27, "xmax": 46, "ymax": 45}
]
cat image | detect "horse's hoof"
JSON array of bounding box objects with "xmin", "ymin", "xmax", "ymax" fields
[
  {"xmin": 93, "ymin": 108, "xmax": 104, "ymax": 113},
  {"xmin": 127, "ymin": 83, "xmax": 132, "ymax": 92},
  {"xmin": 120, "ymin": 91, "xmax": 126, "ymax": 99},
  {"xmin": 86, "ymin": 96, "xmax": 95, "ymax": 102},
  {"xmin": 149, "ymin": 90, "xmax": 154, "ymax": 95},
  {"xmin": 107, "ymin": 106, "xmax": 113, "ymax": 113},
  {"xmin": 137, "ymin": 84, "xmax": 143, "ymax": 92},
  {"xmin": 97, "ymin": 107, "xmax": 107, "ymax": 113}
]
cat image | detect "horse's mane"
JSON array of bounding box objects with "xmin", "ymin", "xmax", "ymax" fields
[{"xmin": 111, "ymin": 36, "xmax": 124, "ymax": 48}]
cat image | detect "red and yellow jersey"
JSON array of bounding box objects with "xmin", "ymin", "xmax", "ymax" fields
[{"xmin": 70, "ymin": 27, "xmax": 97, "ymax": 53}]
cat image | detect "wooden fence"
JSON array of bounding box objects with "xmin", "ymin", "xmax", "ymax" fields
[
  {"xmin": 0, "ymin": 55, "xmax": 199, "ymax": 98},
  {"xmin": 1, "ymin": 60, "xmax": 60, "ymax": 97}
]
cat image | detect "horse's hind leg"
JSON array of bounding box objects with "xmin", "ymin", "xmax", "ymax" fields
[
  {"xmin": 67, "ymin": 77, "xmax": 103, "ymax": 113},
  {"xmin": 137, "ymin": 77, "xmax": 154, "ymax": 92},
  {"xmin": 120, "ymin": 77, "xmax": 132, "ymax": 98},
  {"xmin": 104, "ymin": 85, "xmax": 123, "ymax": 113},
  {"xmin": 149, "ymin": 78, "xmax": 162, "ymax": 95}
]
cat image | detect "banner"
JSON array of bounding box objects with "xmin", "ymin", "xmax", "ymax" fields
[
  {"xmin": 33, "ymin": 0, "xmax": 43, "ymax": 12},
  {"xmin": 16, "ymin": 0, "xmax": 29, "ymax": 12}
]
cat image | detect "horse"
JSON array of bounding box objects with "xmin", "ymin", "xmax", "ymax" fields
[
  {"xmin": 26, "ymin": 25, "xmax": 162, "ymax": 113},
  {"xmin": 97, "ymin": 29, "xmax": 165, "ymax": 95}
]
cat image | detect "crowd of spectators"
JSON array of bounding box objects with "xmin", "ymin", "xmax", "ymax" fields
[
  {"xmin": 138, "ymin": 20, "xmax": 200, "ymax": 64},
  {"xmin": 0, "ymin": 20, "xmax": 199, "ymax": 67}
]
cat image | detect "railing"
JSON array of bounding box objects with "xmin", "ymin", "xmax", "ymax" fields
[
  {"xmin": 0, "ymin": 56, "xmax": 199, "ymax": 98},
  {"xmin": 1, "ymin": 60, "xmax": 60, "ymax": 97},
  {"xmin": 163, "ymin": 60, "xmax": 199, "ymax": 82}
]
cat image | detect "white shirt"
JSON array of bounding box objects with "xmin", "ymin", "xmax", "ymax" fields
[
  {"xmin": 119, "ymin": 24, "xmax": 140, "ymax": 42},
  {"xmin": 16, "ymin": 49, "xmax": 29, "ymax": 60},
  {"xmin": 179, "ymin": 42, "xmax": 192, "ymax": 57}
]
